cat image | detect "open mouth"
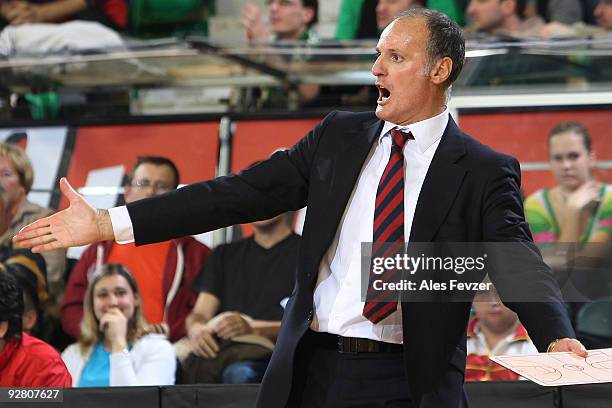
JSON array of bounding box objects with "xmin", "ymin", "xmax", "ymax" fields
[{"xmin": 377, "ymin": 85, "xmax": 391, "ymax": 105}]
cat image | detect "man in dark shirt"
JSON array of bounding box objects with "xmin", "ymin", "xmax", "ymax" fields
[{"xmin": 183, "ymin": 213, "xmax": 299, "ymax": 384}]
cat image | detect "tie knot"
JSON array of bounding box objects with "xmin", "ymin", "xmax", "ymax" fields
[{"xmin": 391, "ymin": 128, "xmax": 412, "ymax": 149}]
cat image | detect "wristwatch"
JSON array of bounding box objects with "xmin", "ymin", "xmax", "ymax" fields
[{"xmin": 547, "ymin": 338, "xmax": 562, "ymax": 352}]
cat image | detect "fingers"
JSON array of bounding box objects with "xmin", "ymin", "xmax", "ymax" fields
[
  {"xmin": 568, "ymin": 340, "xmax": 588, "ymax": 358},
  {"xmin": 15, "ymin": 217, "xmax": 51, "ymax": 237},
  {"xmin": 216, "ymin": 316, "xmax": 249, "ymax": 339},
  {"xmin": 31, "ymin": 241, "xmax": 64, "ymax": 254},
  {"xmin": 192, "ymin": 332, "xmax": 219, "ymax": 358},
  {"xmin": 14, "ymin": 220, "xmax": 57, "ymax": 251}
]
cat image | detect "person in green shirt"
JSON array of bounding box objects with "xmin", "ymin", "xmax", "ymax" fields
[{"xmin": 335, "ymin": 0, "xmax": 464, "ymax": 40}]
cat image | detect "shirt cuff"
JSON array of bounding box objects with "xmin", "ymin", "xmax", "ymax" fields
[{"xmin": 108, "ymin": 206, "xmax": 134, "ymax": 244}]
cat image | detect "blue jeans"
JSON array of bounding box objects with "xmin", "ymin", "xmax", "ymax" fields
[{"xmin": 222, "ymin": 360, "xmax": 269, "ymax": 384}]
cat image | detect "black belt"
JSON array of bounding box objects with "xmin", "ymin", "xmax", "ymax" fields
[{"xmin": 307, "ymin": 330, "xmax": 403, "ymax": 354}]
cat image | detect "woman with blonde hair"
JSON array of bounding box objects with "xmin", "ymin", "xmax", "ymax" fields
[{"xmin": 61, "ymin": 264, "xmax": 175, "ymax": 386}]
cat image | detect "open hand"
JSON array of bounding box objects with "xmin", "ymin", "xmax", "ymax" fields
[
  {"xmin": 13, "ymin": 178, "xmax": 114, "ymax": 252},
  {"xmin": 241, "ymin": 1, "xmax": 270, "ymax": 41}
]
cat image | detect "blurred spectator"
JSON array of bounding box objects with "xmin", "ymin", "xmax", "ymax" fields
[
  {"xmin": 376, "ymin": 0, "xmax": 425, "ymax": 31},
  {"xmin": 0, "ymin": 21, "xmax": 125, "ymax": 57},
  {"xmin": 540, "ymin": 0, "xmax": 612, "ymax": 37},
  {"xmin": 525, "ymin": 122, "xmax": 610, "ymax": 245},
  {"xmin": 466, "ymin": 0, "xmax": 545, "ymax": 37},
  {"xmin": 530, "ymin": 0, "xmax": 583, "ymax": 24},
  {"xmin": 0, "ymin": 268, "xmax": 71, "ymax": 387},
  {"xmin": 61, "ymin": 264, "xmax": 175, "ymax": 386},
  {"xmin": 61, "ymin": 156, "xmax": 211, "ymax": 347},
  {"xmin": 0, "ymin": 142, "xmax": 66, "ymax": 322},
  {"xmin": 242, "ymin": 0, "xmax": 318, "ymax": 42},
  {"xmin": 466, "ymin": 286, "xmax": 538, "ymax": 381},
  {"xmin": 0, "ymin": 0, "xmax": 127, "ymax": 31},
  {"xmin": 0, "ymin": 184, "xmax": 47, "ymax": 336},
  {"xmin": 594, "ymin": 0, "xmax": 612, "ymax": 29},
  {"xmin": 525, "ymin": 123, "xmax": 611, "ymax": 307},
  {"xmin": 336, "ymin": 0, "xmax": 463, "ymax": 40},
  {"xmin": 182, "ymin": 213, "xmax": 299, "ymax": 384},
  {"xmin": 240, "ymin": 0, "xmax": 319, "ymax": 109}
]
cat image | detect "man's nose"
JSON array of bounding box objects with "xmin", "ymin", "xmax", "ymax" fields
[{"xmin": 372, "ymin": 56, "xmax": 384, "ymax": 76}]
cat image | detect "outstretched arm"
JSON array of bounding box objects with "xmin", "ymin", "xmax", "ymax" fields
[{"xmin": 13, "ymin": 178, "xmax": 114, "ymax": 252}]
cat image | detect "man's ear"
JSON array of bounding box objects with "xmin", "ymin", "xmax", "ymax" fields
[
  {"xmin": 429, "ymin": 56, "xmax": 453, "ymax": 86},
  {"xmin": 501, "ymin": 0, "xmax": 516, "ymax": 16},
  {"xmin": 0, "ymin": 321, "xmax": 8, "ymax": 339},
  {"xmin": 303, "ymin": 7, "xmax": 315, "ymax": 26}
]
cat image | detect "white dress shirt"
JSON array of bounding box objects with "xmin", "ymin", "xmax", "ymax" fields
[{"xmin": 108, "ymin": 109, "xmax": 450, "ymax": 345}]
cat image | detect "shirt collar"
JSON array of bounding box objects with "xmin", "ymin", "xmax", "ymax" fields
[{"xmin": 379, "ymin": 108, "xmax": 449, "ymax": 153}]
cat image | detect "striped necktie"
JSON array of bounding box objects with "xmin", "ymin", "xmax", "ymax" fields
[{"xmin": 363, "ymin": 128, "xmax": 413, "ymax": 324}]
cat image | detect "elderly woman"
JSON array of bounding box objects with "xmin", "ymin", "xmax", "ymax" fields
[
  {"xmin": 0, "ymin": 142, "xmax": 66, "ymax": 318},
  {"xmin": 61, "ymin": 264, "xmax": 175, "ymax": 386}
]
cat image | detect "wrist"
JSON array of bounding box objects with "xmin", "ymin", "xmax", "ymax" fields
[
  {"xmin": 111, "ymin": 341, "xmax": 128, "ymax": 353},
  {"xmin": 97, "ymin": 209, "xmax": 115, "ymax": 241}
]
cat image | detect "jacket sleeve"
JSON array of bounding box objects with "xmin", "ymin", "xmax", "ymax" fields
[
  {"xmin": 60, "ymin": 244, "xmax": 100, "ymax": 339},
  {"xmin": 127, "ymin": 111, "xmax": 336, "ymax": 245},
  {"xmin": 481, "ymin": 155, "xmax": 575, "ymax": 350}
]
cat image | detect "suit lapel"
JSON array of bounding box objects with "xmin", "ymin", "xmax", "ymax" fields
[
  {"xmin": 309, "ymin": 117, "xmax": 383, "ymax": 278},
  {"xmin": 409, "ymin": 117, "xmax": 467, "ymax": 243}
]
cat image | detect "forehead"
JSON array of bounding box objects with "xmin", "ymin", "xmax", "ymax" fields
[
  {"xmin": 271, "ymin": 0, "xmax": 304, "ymax": 7},
  {"xmin": 94, "ymin": 274, "xmax": 130, "ymax": 291},
  {"xmin": 133, "ymin": 162, "xmax": 174, "ymax": 179},
  {"xmin": 549, "ymin": 132, "xmax": 587, "ymax": 151},
  {"xmin": 0, "ymin": 156, "xmax": 15, "ymax": 168},
  {"xmin": 377, "ymin": 17, "xmax": 429, "ymax": 50}
]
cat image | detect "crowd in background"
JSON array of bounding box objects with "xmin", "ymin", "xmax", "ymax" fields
[{"xmin": 0, "ymin": 0, "xmax": 610, "ymax": 392}]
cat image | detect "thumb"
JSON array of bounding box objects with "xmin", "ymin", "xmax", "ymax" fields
[{"xmin": 60, "ymin": 178, "xmax": 82, "ymax": 204}]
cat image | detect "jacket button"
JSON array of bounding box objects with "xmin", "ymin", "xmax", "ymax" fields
[{"xmin": 307, "ymin": 311, "xmax": 313, "ymax": 322}]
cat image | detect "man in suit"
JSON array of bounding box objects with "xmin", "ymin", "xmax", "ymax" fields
[{"xmin": 15, "ymin": 8, "xmax": 586, "ymax": 408}]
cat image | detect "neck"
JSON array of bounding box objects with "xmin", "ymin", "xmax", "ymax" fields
[
  {"xmin": 7, "ymin": 196, "xmax": 24, "ymax": 222},
  {"xmin": 0, "ymin": 339, "xmax": 5, "ymax": 353},
  {"xmin": 479, "ymin": 320, "xmax": 519, "ymax": 350},
  {"xmin": 502, "ymin": 15, "xmax": 522, "ymax": 33},
  {"xmin": 277, "ymin": 26, "xmax": 307, "ymax": 41},
  {"xmin": 558, "ymin": 179, "xmax": 593, "ymax": 197},
  {"xmin": 397, "ymin": 100, "xmax": 447, "ymax": 126},
  {"xmin": 253, "ymin": 223, "xmax": 292, "ymax": 249}
]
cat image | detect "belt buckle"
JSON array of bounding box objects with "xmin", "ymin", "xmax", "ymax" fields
[{"xmin": 337, "ymin": 336, "xmax": 359, "ymax": 354}]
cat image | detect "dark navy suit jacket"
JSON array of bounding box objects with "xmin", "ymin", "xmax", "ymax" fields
[{"xmin": 128, "ymin": 111, "xmax": 575, "ymax": 407}]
